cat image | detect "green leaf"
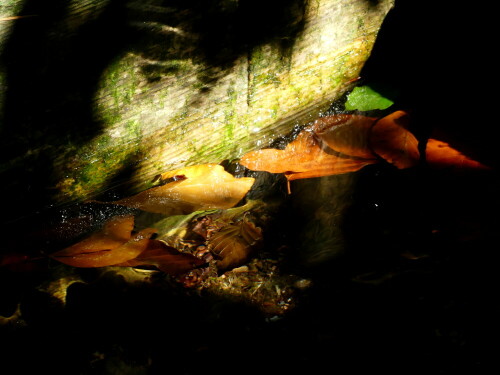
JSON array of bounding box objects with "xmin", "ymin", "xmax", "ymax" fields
[{"xmin": 345, "ymin": 85, "xmax": 394, "ymax": 111}]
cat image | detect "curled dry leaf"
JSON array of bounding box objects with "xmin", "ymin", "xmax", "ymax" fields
[
  {"xmin": 313, "ymin": 114, "xmax": 378, "ymax": 159},
  {"xmin": 116, "ymin": 239, "xmax": 206, "ymax": 275},
  {"xmin": 425, "ymin": 138, "xmax": 491, "ymax": 170},
  {"xmin": 49, "ymin": 215, "xmax": 157, "ymax": 268},
  {"xmin": 209, "ymin": 218, "xmax": 263, "ymax": 271},
  {"xmin": 240, "ymin": 130, "xmax": 377, "ymax": 181},
  {"xmin": 112, "ymin": 164, "xmax": 255, "ymax": 215},
  {"xmin": 369, "ymin": 110, "xmax": 420, "ymax": 169}
]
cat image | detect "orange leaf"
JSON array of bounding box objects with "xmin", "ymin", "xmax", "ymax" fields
[
  {"xmin": 285, "ymin": 158, "xmax": 377, "ymax": 181},
  {"xmin": 50, "ymin": 215, "xmax": 135, "ymax": 255},
  {"xmin": 49, "ymin": 215, "xmax": 157, "ymax": 268},
  {"xmin": 116, "ymin": 239, "xmax": 205, "ymax": 275},
  {"xmin": 240, "ymin": 131, "xmax": 320, "ymax": 173},
  {"xmin": 369, "ymin": 110, "xmax": 420, "ymax": 169},
  {"xmin": 425, "ymin": 138, "xmax": 491, "ymax": 170},
  {"xmin": 112, "ymin": 164, "xmax": 255, "ymax": 215},
  {"xmin": 313, "ymin": 114, "xmax": 378, "ymax": 159},
  {"xmin": 240, "ymin": 129, "xmax": 377, "ymax": 180},
  {"xmin": 50, "ymin": 228, "xmax": 156, "ymax": 268}
]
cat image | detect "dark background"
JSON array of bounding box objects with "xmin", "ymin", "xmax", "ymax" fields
[{"xmin": 1, "ymin": 1, "xmax": 499, "ymax": 374}]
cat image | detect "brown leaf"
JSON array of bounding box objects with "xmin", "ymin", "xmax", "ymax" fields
[
  {"xmin": 313, "ymin": 114, "xmax": 378, "ymax": 159},
  {"xmin": 209, "ymin": 218, "xmax": 263, "ymax": 271},
  {"xmin": 239, "ymin": 130, "xmax": 377, "ymax": 180},
  {"xmin": 116, "ymin": 239, "xmax": 205, "ymax": 275},
  {"xmin": 49, "ymin": 215, "xmax": 157, "ymax": 268},
  {"xmin": 112, "ymin": 164, "xmax": 255, "ymax": 215},
  {"xmin": 425, "ymin": 138, "xmax": 491, "ymax": 170},
  {"xmin": 369, "ymin": 110, "xmax": 420, "ymax": 169}
]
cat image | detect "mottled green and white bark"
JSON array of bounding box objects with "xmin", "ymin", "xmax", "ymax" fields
[{"xmin": 0, "ymin": 0, "xmax": 393, "ymax": 206}]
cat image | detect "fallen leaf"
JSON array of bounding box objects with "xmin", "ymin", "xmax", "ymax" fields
[
  {"xmin": 425, "ymin": 138, "xmax": 491, "ymax": 170},
  {"xmin": 116, "ymin": 239, "xmax": 206, "ymax": 275},
  {"xmin": 369, "ymin": 110, "xmax": 420, "ymax": 169},
  {"xmin": 50, "ymin": 215, "xmax": 135, "ymax": 254},
  {"xmin": 239, "ymin": 130, "xmax": 377, "ymax": 181},
  {"xmin": 313, "ymin": 114, "xmax": 378, "ymax": 159},
  {"xmin": 208, "ymin": 218, "xmax": 263, "ymax": 271},
  {"xmin": 112, "ymin": 164, "xmax": 255, "ymax": 215},
  {"xmin": 49, "ymin": 215, "xmax": 157, "ymax": 268},
  {"xmin": 285, "ymin": 158, "xmax": 376, "ymax": 181}
]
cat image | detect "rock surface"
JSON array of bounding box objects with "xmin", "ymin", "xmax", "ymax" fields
[{"xmin": 0, "ymin": 0, "xmax": 393, "ymax": 219}]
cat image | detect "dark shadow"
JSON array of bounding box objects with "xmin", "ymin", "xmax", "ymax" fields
[
  {"xmin": 359, "ymin": 1, "xmax": 498, "ymax": 168},
  {"xmin": 0, "ymin": 0, "xmax": 135, "ymax": 226}
]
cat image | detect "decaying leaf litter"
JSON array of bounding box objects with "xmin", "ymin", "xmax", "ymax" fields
[{"xmin": 1, "ymin": 91, "xmax": 495, "ymax": 323}]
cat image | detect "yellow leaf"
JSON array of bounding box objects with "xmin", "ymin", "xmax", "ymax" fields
[
  {"xmin": 49, "ymin": 214, "xmax": 157, "ymax": 268},
  {"xmin": 113, "ymin": 164, "xmax": 255, "ymax": 215}
]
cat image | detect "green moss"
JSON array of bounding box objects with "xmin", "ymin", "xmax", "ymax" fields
[
  {"xmin": 98, "ymin": 56, "xmax": 141, "ymax": 115},
  {"xmin": 248, "ymin": 46, "xmax": 287, "ymax": 91},
  {"xmin": 357, "ymin": 17, "xmax": 365, "ymax": 32},
  {"xmin": 0, "ymin": 0, "xmax": 25, "ymax": 12},
  {"xmin": 222, "ymin": 86, "xmax": 238, "ymax": 143},
  {"xmin": 125, "ymin": 119, "xmax": 141, "ymax": 139},
  {"xmin": 98, "ymin": 134, "xmax": 112, "ymax": 148},
  {"xmin": 184, "ymin": 140, "xmax": 233, "ymax": 166},
  {"xmin": 63, "ymin": 141, "xmax": 141, "ymax": 200},
  {"xmin": 170, "ymin": 105, "xmax": 189, "ymax": 124},
  {"xmin": 270, "ymin": 104, "xmax": 279, "ymax": 119},
  {"xmin": 56, "ymin": 116, "xmax": 144, "ymax": 201}
]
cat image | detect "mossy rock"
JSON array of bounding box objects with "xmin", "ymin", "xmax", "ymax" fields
[{"xmin": 0, "ymin": 0, "xmax": 394, "ymax": 220}]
